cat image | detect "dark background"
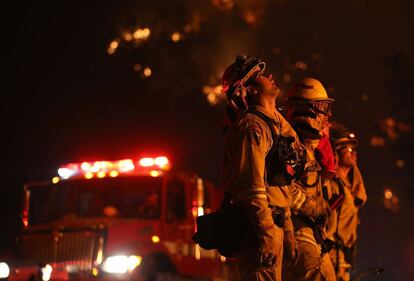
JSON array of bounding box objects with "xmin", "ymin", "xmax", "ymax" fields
[{"xmin": 1, "ymin": 1, "xmax": 414, "ymax": 280}]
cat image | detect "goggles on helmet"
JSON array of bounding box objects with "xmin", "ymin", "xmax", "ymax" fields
[{"xmin": 308, "ymin": 100, "xmax": 333, "ymax": 116}]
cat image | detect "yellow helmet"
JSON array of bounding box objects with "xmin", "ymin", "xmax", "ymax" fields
[{"xmin": 288, "ymin": 77, "xmax": 334, "ymax": 102}]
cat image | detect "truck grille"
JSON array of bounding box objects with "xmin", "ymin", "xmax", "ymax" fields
[{"xmin": 16, "ymin": 229, "xmax": 106, "ymax": 271}]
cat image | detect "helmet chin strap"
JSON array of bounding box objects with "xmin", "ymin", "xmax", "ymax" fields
[{"xmin": 229, "ymin": 87, "xmax": 248, "ymax": 111}]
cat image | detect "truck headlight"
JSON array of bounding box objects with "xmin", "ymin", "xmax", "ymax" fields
[
  {"xmin": 0, "ymin": 262, "xmax": 10, "ymax": 279},
  {"xmin": 101, "ymin": 255, "xmax": 142, "ymax": 274},
  {"xmin": 40, "ymin": 264, "xmax": 53, "ymax": 281}
]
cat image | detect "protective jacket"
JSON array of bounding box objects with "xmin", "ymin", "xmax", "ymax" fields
[
  {"xmin": 221, "ymin": 105, "xmax": 302, "ymax": 281},
  {"xmin": 284, "ymin": 141, "xmax": 337, "ymax": 281},
  {"xmin": 328, "ymin": 166, "xmax": 366, "ymax": 247},
  {"xmin": 327, "ymin": 166, "xmax": 367, "ymax": 281}
]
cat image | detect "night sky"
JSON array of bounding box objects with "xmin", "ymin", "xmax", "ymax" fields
[{"xmin": 1, "ymin": 1, "xmax": 414, "ymax": 280}]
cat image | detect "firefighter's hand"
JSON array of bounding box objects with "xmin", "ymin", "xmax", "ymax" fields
[
  {"xmin": 256, "ymin": 224, "xmax": 282, "ymax": 267},
  {"xmin": 257, "ymin": 253, "xmax": 277, "ymax": 267},
  {"xmin": 315, "ymin": 213, "xmax": 328, "ymax": 229},
  {"xmin": 283, "ymin": 231, "xmax": 299, "ymax": 266}
]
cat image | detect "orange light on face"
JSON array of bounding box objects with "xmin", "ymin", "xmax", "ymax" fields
[
  {"xmin": 52, "ymin": 177, "xmax": 60, "ymax": 184},
  {"xmin": 97, "ymin": 171, "xmax": 106, "ymax": 178},
  {"xmin": 349, "ymin": 133, "xmax": 356, "ymax": 138},
  {"xmin": 85, "ymin": 172, "xmax": 94, "ymax": 179},
  {"xmin": 139, "ymin": 158, "xmax": 155, "ymax": 167}
]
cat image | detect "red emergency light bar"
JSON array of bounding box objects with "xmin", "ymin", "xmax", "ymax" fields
[{"xmin": 57, "ymin": 156, "xmax": 170, "ymax": 180}]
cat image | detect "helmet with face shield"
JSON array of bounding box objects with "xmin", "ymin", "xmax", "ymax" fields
[
  {"xmin": 222, "ymin": 55, "xmax": 266, "ymax": 111},
  {"xmin": 286, "ymin": 77, "xmax": 334, "ymax": 116}
]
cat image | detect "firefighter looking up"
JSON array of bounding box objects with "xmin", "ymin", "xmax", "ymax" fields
[
  {"xmin": 282, "ymin": 78, "xmax": 337, "ymax": 281},
  {"xmin": 221, "ymin": 55, "xmax": 304, "ymax": 281},
  {"xmin": 327, "ymin": 123, "xmax": 367, "ymax": 281}
]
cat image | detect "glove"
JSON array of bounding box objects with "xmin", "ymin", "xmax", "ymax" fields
[
  {"xmin": 256, "ymin": 224, "xmax": 283, "ymax": 267},
  {"xmin": 354, "ymin": 197, "xmax": 364, "ymax": 207},
  {"xmin": 283, "ymin": 231, "xmax": 300, "ymax": 266},
  {"xmin": 315, "ymin": 212, "xmax": 329, "ymax": 229}
]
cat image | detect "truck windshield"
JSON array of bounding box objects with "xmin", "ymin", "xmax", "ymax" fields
[{"xmin": 27, "ymin": 176, "xmax": 162, "ymax": 225}]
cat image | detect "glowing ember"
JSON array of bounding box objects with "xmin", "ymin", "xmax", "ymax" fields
[
  {"xmin": 133, "ymin": 64, "xmax": 142, "ymax": 72},
  {"xmin": 370, "ymin": 136, "xmax": 385, "ymax": 147},
  {"xmin": 107, "ymin": 39, "xmax": 120, "ymax": 55},
  {"xmin": 110, "ymin": 40, "xmax": 119, "ymax": 49},
  {"xmin": 133, "ymin": 28, "xmax": 151, "ymax": 40},
  {"xmin": 123, "ymin": 32, "xmax": 133, "ymax": 42},
  {"xmin": 212, "ymin": 0, "xmax": 234, "ymax": 11},
  {"xmin": 203, "ymin": 85, "xmax": 225, "ymax": 106},
  {"xmin": 171, "ymin": 32, "xmax": 182, "ymax": 42},
  {"xmin": 361, "ymin": 94, "xmax": 369, "ymax": 102},
  {"xmin": 283, "ymin": 73, "xmax": 291, "ymax": 83},
  {"xmin": 395, "ymin": 159, "xmax": 405, "ymax": 168},
  {"xmin": 295, "ymin": 61, "xmax": 308, "ymax": 70},
  {"xmin": 384, "ymin": 189, "xmax": 393, "ymax": 200},
  {"xmin": 143, "ymin": 67, "xmax": 152, "ymax": 77}
]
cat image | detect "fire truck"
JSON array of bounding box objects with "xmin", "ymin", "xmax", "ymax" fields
[{"xmin": 3, "ymin": 156, "xmax": 229, "ymax": 281}]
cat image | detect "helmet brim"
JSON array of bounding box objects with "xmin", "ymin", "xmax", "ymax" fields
[
  {"xmin": 287, "ymin": 96, "xmax": 335, "ymax": 103},
  {"xmin": 333, "ymin": 138, "xmax": 358, "ymax": 150},
  {"xmin": 231, "ymin": 61, "xmax": 266, "ymax": 94}
]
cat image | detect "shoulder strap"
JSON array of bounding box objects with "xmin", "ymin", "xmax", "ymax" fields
[
  {"xmin": 246, "ymin": 108, "xmax": 281, "ymax": 137},
  {"xmin": 246, "ymin": 108, "xmax": 279, "ymax": 159},
  {"xmin": 246, "ymin": 108, "xmax": 291, "ymax": 186}
]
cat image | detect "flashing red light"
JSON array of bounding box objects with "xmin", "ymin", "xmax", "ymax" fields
[
  {"xmin": 139, "ymin": 156, "xmax": 170, "ymax": 169},
  {"xmin": 57, "ymin": 156, "xmax": 170, "ymax": 180},
  {"xmin": 139, "ymin": 158, "xmax": 155, "ymax": 167},
  {"xmin": 154, "ymin": 156, "xmax": 169, "ymax": 169}
]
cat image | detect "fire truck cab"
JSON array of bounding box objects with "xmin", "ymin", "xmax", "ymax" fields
[{"xmin": 6, "ymin": 156, "xmax": 227, "ymax": 281}]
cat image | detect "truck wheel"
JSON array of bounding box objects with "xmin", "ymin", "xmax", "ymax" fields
[{"xmin": 137, "ymin": 252, "xmax": 177, "ymax": 281}]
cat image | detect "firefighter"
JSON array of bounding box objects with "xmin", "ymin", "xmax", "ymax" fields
[
  {"xmin": 282, "ymin": 78, "xmax": 337, "ymax": 281},
  {"xmin": 221, "ymin": 55, "xmax": 304, "ymax": 281},
  {"xmin": 328, "ymin": 122, "xmax": 367, "ymax": 281}
]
